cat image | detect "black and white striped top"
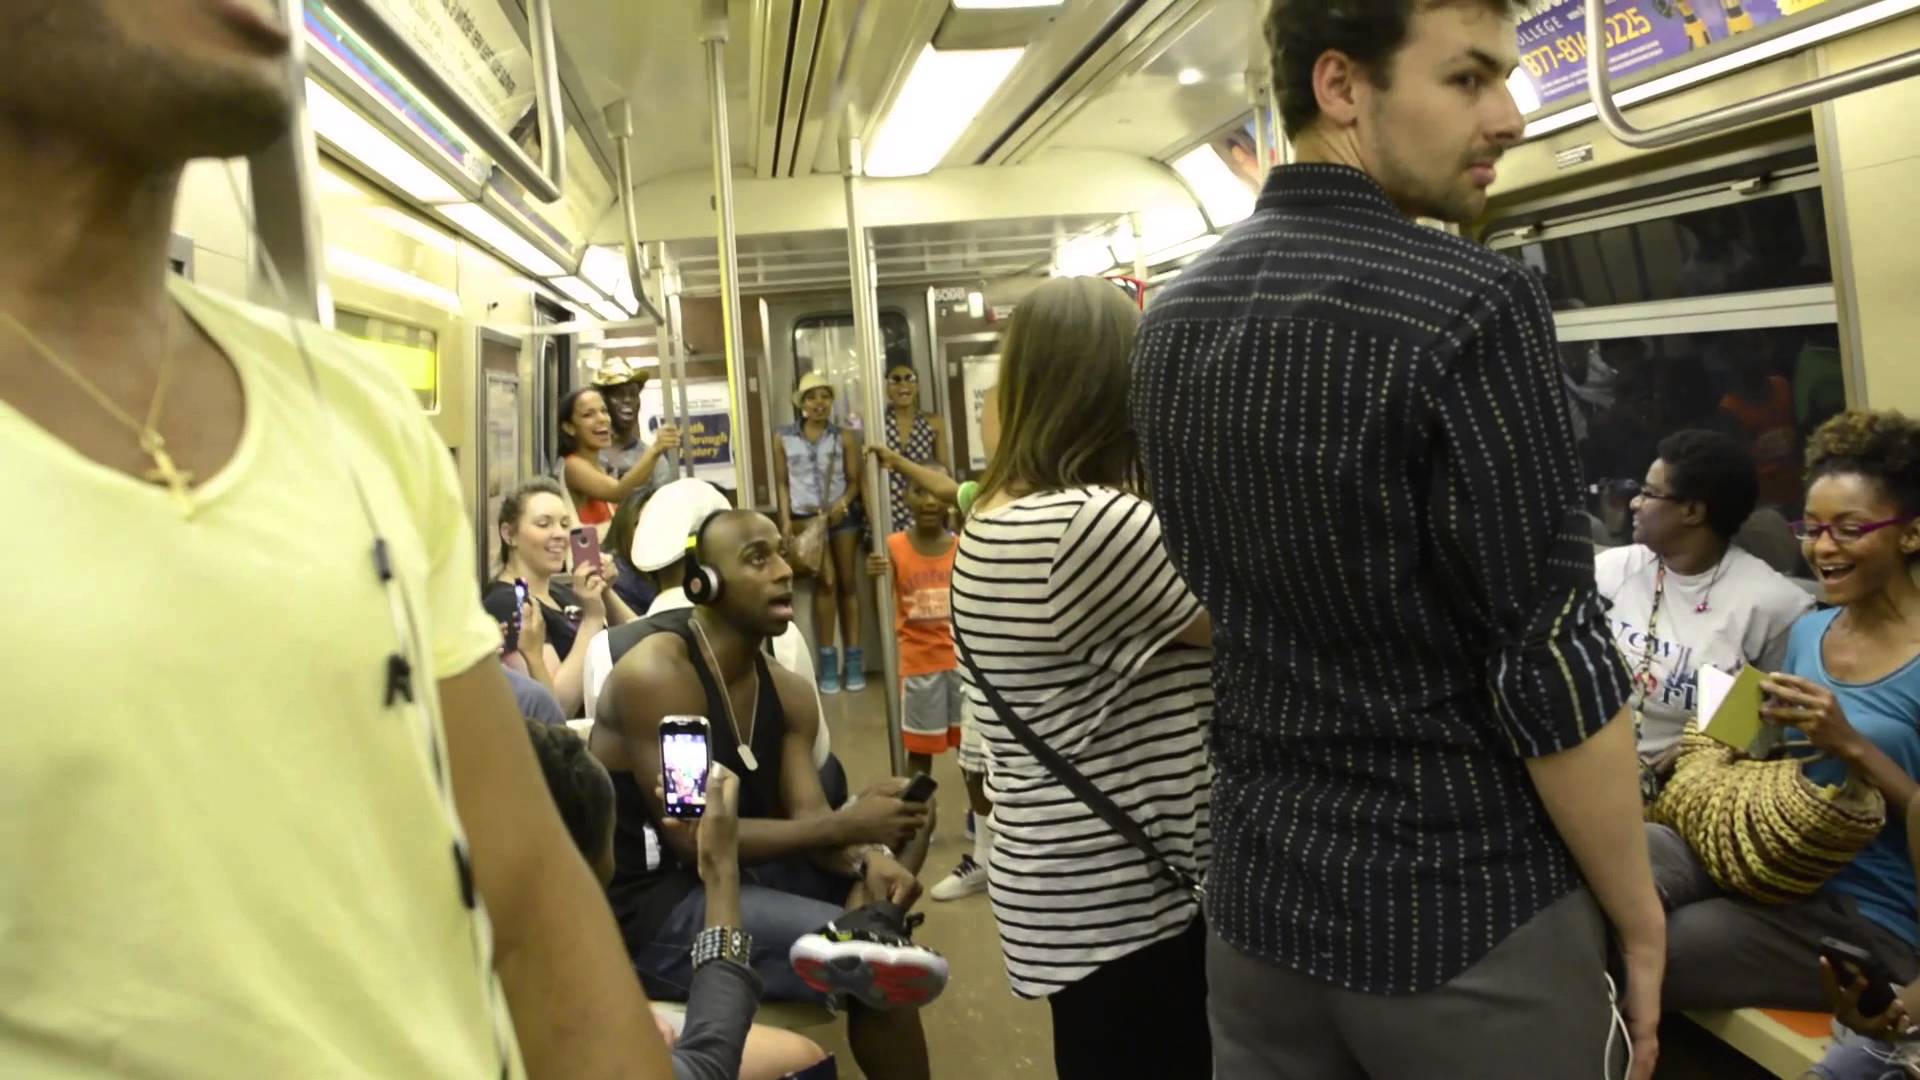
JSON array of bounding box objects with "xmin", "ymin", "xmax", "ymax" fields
[
  {"xmin": 951, "ymin": 487, "xmax": 1212, "ymax": 999},
  {"xmin": 1131, "ymin": 164, "xmax": 1630, "ymax": 995}
]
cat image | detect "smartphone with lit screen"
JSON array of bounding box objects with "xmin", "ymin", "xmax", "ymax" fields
[{"xmin": 660, "ymin": 716, "xmax": 712, "ymax": 819}]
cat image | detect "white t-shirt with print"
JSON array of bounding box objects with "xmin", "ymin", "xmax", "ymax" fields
[{"xmin": 1595, "ymin": 544, "xmax": 1814, "ymax": 754}]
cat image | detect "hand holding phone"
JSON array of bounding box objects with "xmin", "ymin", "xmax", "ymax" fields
[
  {"xmin": 1822, "ymin": 937, "xmax": 1900, "ymax": 1019},
  {"xmin": 660, "ymin": 716, "xmax": 712, "ymax": 819},
  {"xmin": 570, "ymin": 526, "xmax": 605, "ymax": 576},
  {"xmin": 901, "ymin": 773, "xmax": 939, "ymax": 803}
]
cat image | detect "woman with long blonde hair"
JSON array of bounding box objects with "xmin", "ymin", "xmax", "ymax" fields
[{"xmin": 950, "ymin": 277, "xmax": 1214, "ymax": 1078}]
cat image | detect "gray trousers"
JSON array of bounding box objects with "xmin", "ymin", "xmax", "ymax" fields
[
  {"xmin": 1209, "ymin": 888, "xmax": 1618, "ymax": 1079},
  {"xmin": 1648, "ymin": 822, "xmax": 1920, "ymax": 1011}
]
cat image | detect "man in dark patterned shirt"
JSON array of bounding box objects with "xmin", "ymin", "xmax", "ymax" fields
[{"xmin": 1131, "ymin": 0, "xmax": 1666, "ymax": 1076}]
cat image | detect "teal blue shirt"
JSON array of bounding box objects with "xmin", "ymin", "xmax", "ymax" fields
[{"xmin": 1786, "ymin": 608, "xmax": 1920, "ymax": 946}]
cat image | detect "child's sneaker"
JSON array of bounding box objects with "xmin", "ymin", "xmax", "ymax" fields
[
  {"xmin": 929, "ymin": 854, "xmax": 989, "ymax": 901},
  {"xmin": 817, "ymin": 647, "xmax": 840, "ymax": 695},
  {"xmin": 789, "ymin": 901, "xmax": 948, "ymax": 1010},
  {"xmin": 843, "ymin": 647, "xmax": 867, "ymax": 692}
]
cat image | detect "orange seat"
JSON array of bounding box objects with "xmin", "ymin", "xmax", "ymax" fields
[{"xmin": 1761, "ymin": 1008, "xmax": 1837, "ymax": 1040}]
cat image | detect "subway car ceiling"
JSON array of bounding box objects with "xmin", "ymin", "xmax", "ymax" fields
[{"xmin": 179, "ymin": 0, "xmax": 1920, "ymax": 501}]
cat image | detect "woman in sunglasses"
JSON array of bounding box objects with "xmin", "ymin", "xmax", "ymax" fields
[
  {"xmin": 1596, "ymin": 429, "xmax": 1814, "ymax": 760},
  {"xmin": 1646, "ymin": 410, "xmax": 1920, "ymax": 1016},
  {"xmin": 880, "ymin": 358, "xmax": 948, "ymax": 535}
]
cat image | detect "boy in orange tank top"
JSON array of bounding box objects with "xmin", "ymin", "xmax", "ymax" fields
[{"xmin": 868, "ymin": 466, "xmax": 993, "ymax": 901}]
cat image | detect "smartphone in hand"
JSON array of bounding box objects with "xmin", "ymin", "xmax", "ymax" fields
[
  {"xmin": 660, "ymin": 716, "xmax": 712, "ymax": 819},
  {"xmin": 1822, "ymin": 937, "xmax": 1899, "ymax": 1017},
  {"xmin": 570, "ymin": 527, "xmax": 605, "ymax": 575}
]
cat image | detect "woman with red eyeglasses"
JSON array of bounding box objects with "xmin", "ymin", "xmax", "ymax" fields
[{"xmin": 1647, "ymin": 409, "xmax": 1920, "ymax": 1018}]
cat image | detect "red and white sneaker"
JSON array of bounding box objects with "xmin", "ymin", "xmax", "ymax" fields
[{"xmin": 788, "ymin": 901, "xmax": 949, "ymax": 1010}]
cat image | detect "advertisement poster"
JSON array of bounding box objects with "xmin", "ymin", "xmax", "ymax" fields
[
  {"xmin": 962, "ymin": 355, "xmax": 1000, "ymax": 472},
  {"xmin": 638, "ymin": 380, "xmax": 735, "ymax": 490},
  {"xmin": 1512, "ymin": 0, "xmax": 1836, "ymax": 109}
]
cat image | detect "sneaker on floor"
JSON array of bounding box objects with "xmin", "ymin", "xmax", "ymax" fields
[
  {"xmin": 789, "ymin": 901, "xmax": 948, "ymax": 1011},
  {"xmin": 817, "ymin": 648, "xmax": 840, "ymax": 695},
  {"xmin": 929, "ymin": 854, "xmax": 988, "ymax": 901},
  {"xmin": 843, "ymin": 647, "xmax": 866, "ymax": 692}
]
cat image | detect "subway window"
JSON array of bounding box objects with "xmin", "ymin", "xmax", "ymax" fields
[
  {"xmin": 790, "ymin": 310, "xmax": 912, "ymax": 425},
  {"xmin": 1490, "ymin": 165, "xmax": 1843, "ymax": 573}
]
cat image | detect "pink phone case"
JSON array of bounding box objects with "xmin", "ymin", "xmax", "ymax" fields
[{"xmin": 570, "ymin": 527, "xmax": 604, "ymax": 573}]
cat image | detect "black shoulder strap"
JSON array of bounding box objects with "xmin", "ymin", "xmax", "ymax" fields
[{"xmin": 952, "ymin": 622, "xmax": 1204, "ymax": 903}]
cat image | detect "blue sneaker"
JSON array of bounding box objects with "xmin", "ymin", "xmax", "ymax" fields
[
  {"xmin": 818, "ymin": 647, "xmax": 840, "ymax": 695},
  {"xmin": 844, "ymin": 647, "xmax": 867, "ymax": 692}
]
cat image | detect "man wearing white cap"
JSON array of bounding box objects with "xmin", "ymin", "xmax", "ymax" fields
[{"xmin": 582, "ymin": 479, "xmax": 825, "ymax": 767}]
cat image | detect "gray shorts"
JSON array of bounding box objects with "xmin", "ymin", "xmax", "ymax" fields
[{"xmin": 901, "ymin": 669, "xmax": 963, "ymax": 757}]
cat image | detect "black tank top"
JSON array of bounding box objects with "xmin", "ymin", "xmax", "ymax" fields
[{"xmin": 605, "ymin": 608, "xmax": 788, "ymax": 947}]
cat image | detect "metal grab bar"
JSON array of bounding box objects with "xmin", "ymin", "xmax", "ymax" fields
[
  {"xmin": 1584, "ymin": 0, "xmax": 1920, "ymax": 149},
  {"xmin": 603, "ymin": 100, "xmax": 665, "ymax": 324},
  {"xmin": 326, "ymin": 0, "xmax": 566, "ymax": 202}
]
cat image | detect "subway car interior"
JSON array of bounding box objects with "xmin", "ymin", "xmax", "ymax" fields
[{"xmin": 158, "ymin": 0, "xmax": 1920, "ymax": 1075}]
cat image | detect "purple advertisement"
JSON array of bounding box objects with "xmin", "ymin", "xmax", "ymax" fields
[{"xmin": 1513, "ymin": 0, "xmax": 1836, "ymax": 107}]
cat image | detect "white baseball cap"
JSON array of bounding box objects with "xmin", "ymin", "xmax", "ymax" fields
[{"xmin": 632, "ymin": 479, "xmax": 733, "ymax": 572}]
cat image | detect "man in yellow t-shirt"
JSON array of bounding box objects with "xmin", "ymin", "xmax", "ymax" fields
[{"xmin": 0, "ymin": 3, "xmax": 674, "ymax": 1076}]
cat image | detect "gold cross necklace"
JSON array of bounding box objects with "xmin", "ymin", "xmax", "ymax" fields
[{"xmin": 0, "ymin": 308, "xmax": 193, "ymax": 513}]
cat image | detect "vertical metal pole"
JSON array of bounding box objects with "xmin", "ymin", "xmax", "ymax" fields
[
  {"xmin": 1250, "ymin": 74, "xmax": 1274, "ymax": 171},
  {"xmin": 845, "ymin": 134, "xmax": 908, "ymax": 778},
  {"xmin": 665, "ymin": 290, "xmax": 687, "ymax": 476},
  {"xmin": 702, "ymin": 0, "xmax": 753, "ymax": 501},
  {"xmin": 248, "ymin": 0, "xmax": 327, "ymax": 322},
  {"xmin": 1129, "ymin": 210, "xmax": 1149, "ymax": 282},
  {"xmin": 605, "ymin": 100, "xmax": 664, "ymax": 324},
  {"xmin": 756, "ymin": 296, "xmax": 778, "ymax": 509}
]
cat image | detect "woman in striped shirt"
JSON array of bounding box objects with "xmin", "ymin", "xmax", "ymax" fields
[{"xmin": 950, "ymin": 276, "xmax": 1214, "ymax": 1079}]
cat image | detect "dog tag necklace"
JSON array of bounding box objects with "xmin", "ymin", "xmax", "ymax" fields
[{"xmin": 691, "ymin": 613, "xmax": 760, "ymax": 771}]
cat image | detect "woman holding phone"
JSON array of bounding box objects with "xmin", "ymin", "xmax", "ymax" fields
[{"xmin": 485, "ymin": 478, "xmax": 636, "ymax": 717}]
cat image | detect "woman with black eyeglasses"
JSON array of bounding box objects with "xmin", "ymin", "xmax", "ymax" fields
[
  {"xmin": 1644, "ymin": 410, "xmax": 1920, "ymax": 1017},
  {"xmin": 881, "ymin": 359, "xmax": 948, "ymax": 535},
  {"xmin": 1595, "ymin": 429, "xmax": 1813, "ymax": 759}
]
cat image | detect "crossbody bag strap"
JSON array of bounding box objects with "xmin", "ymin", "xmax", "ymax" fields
[{"xmin": 953, "ymin": 622, "xmax": 1204, "ymax": 903}]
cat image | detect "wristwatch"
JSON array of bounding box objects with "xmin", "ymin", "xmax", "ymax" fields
[
  {"xmin": 692, "ymin": 926, "xmax": 753, "ymax": 971},
  {"xmin": 850, "ymin": 843, "xmax": 895, "ymax": 879}
]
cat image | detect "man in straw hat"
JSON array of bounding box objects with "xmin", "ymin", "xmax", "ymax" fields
[{"xmin": 595, "ymin": 356, "xmax": 678, "ymax": 498}]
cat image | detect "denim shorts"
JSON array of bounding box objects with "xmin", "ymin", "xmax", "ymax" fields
[{"xmin": 792, "ymin": 498, "xmax": 864, "ymax": 540}]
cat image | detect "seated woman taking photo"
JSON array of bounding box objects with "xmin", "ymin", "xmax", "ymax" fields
[
  {"xmin": 1651, "ymin": 410, "xmax": 1920, "ymax": 1013},
  {"xmin": 485, "ymin": 479, "xmax": 636, "ymax": 716}
]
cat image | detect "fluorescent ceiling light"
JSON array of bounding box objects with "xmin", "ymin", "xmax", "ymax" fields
[
  {"xmin": 601, "ymin": 336, "xmax": 656, "ymax": 349},
  {"xmin": 1506, "ymin": 69, "xmax": 1543, "ymax": 117},
  {"xmin": 550, "ymin": 275, "xmax": 606, "ymax": 307},
  {"xmin": 1052, "ymin": 234, "xmax": 1116, "ymax": 278},
  {"xmin": 304, "ymin": 79, "xmax": 463, "ymax": 205},
  {"xmin": 866, "ymin": 45, "xmax": 1026, "ymax": 178},
  {"xmin": 437, "ymin": 202, "xmax": 566, "ymax": 278},
  {"xmin": 1137, "ymin": 205, "xmax": 1209, "ymax": 254},
  {"xmin": 1172, "ymin": 146, "xmax": 1256, "ymax": 227},
  {"xmin": 590, "ymin": 301, "xmax": 629, "ymax": 322},
  {"xmin": 1177, "ymin": 68, "xmax": 1204, "ymax": 86},
  {"xmin": 326, "ymin": 245, "xmax": 461, "ymax": 311},
  {"xmin": 581, "ymin": 245, "xmax": 640, "ymax": 313},
  {"xmin": 1147, "ymin": 233, "xmax": 1220, "ymax": 266}
]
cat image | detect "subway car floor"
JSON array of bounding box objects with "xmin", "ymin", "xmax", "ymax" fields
[
  {"xmin": 812, "ymin": 683, "xmax": 1055, "ymax": 1079},
  {"xmin": 812, "ymin": 684, "xmax": 1779, "ymax": 1080}
]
